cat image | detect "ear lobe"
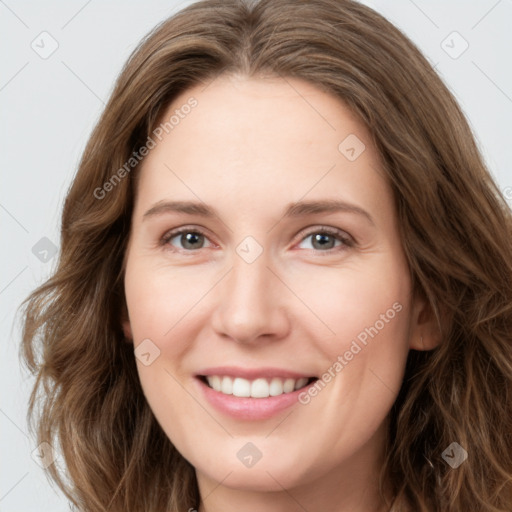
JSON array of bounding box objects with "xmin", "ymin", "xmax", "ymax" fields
[{"xmin": 410, "ymin": 330, "xmax": 441, "ymax": 351}]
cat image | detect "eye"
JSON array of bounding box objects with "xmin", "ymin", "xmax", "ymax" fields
[
  {"xmin": 162, "ymin": 227, "xmax": 214, "ymax": 251},
  {"xmin": 161, "ymin": 226, "xmax": 354, "ymax": 253},
  {"xmin": 296, "ymin": 227, "xmax": 353, "ymax": 252}
]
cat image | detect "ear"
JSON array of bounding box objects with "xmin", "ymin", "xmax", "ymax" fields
[
  {"xmin": 409, "ymin": 291, "xmax": 442, "ymax": 351},
  {"xmin": 120, "ymin": 303, "xmax": 133, "ymax": 344}
]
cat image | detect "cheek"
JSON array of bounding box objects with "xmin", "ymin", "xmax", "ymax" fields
[
  {"xmin": 125, "ymin": 260, "xmax": 204, "ymax": 447},
  {"xmin": 124, "ymin": 259, "xmax": 202, "ymax": 341},
  {"xmin": 294, "ymin": 258, "xmax": 411, "ymax": 407},
  {"xmin": 291, "ymin": 261, "xmax": 409, "ymax": 344}
]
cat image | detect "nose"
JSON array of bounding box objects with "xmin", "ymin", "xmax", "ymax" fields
[{"xmin": 210, "ymin": 251, "xmax": 291, "ymax": 345}]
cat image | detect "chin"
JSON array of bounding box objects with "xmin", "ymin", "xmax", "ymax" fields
[{"xmin": 192, "ymin": 446, "xmax": 315, "ymax": 492}]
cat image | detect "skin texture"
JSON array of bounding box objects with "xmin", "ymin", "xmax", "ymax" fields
[{"xmin": 122, "ymin": 75, "xmax": 439, "ymax": 512}]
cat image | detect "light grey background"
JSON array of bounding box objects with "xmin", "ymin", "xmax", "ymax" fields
[{"xmin": 1, "ymin": 0, "xmax": 511, "ymax": 510}]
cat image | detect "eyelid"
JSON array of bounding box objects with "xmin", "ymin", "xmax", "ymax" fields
[{"xmin": 295, "ymin": 225, "xmax": 354, "ymax": 243}]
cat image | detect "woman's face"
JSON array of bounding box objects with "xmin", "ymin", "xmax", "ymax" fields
[{"xmin": 123, "ymin": 75, "xmax": 428, "ymax": 506}]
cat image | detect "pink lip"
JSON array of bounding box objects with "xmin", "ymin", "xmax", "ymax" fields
[
  {"xmin": 196, "ymin": 366, "xmax": 315, "ymax": 380},
  {"xmin": 195, "ymin": 374, "xmax": 317, "ymax": 421}
]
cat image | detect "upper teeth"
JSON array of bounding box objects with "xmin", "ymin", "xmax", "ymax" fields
[{"xmin": 206, "ymin": 376, "xmax": 310, "ymax": 398}]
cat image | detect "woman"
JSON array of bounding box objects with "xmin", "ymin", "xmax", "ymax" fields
[{"xmin": 20, "ymin": 0, "xmax": 512, "ymax": 510}]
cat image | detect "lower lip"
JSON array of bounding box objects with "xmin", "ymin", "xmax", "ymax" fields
[{"xmin": 196, "ymin": 377, "xmax": 315, "ymax": 421}]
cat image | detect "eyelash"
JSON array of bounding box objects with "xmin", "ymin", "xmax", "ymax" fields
[{"xmin": 160, "ymin": 225, "xmax": 355, "ymax": 255}]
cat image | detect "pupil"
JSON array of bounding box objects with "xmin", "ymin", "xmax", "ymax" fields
[
  {"xmin": 183, "ymin": 232, "xmax": 202, "ymax": 249},
  {"xmin": 313, "ymin": 233, "xmax": 334, "ymax": 250}
]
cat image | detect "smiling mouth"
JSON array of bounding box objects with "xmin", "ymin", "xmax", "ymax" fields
[{"xmin": 198, "ymin": 375, "xmax": 318, "ymax": 398}]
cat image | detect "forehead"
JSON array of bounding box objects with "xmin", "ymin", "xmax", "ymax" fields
[
  {"xmin": 135, "ymin": 74, "xmax": 392, "ymax": 221},
  {"xmin": 152, "ymin": 74, "xmax": 376, "ymax": 161}
]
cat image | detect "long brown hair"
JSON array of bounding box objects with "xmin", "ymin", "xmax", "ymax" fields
[{"xmin": 19, "ymin": 0, "xmax": 512, "ymax": 510}]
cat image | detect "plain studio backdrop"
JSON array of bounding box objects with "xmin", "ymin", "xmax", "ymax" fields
[{"xmin": 1, "ymin": 0, "xmax": 511, "ymax": 510}]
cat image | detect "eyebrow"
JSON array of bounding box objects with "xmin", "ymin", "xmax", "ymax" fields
[{"xmin": 143, "ymin": 199, "xmax": 375, "ymax": 225}]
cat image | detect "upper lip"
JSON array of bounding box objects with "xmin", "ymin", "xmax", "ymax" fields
[{"xmin": 196, "ymin": 366, "xmax": 317, "ymax": 380}]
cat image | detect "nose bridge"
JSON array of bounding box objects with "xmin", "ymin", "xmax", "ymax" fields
[
  {"xmin": 230, "ymin": 251, "xmax": 269, "ymax": 305},
  {"xmin": 211, "ymin": 247, "xmax": 288, "ymax": 343}
]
